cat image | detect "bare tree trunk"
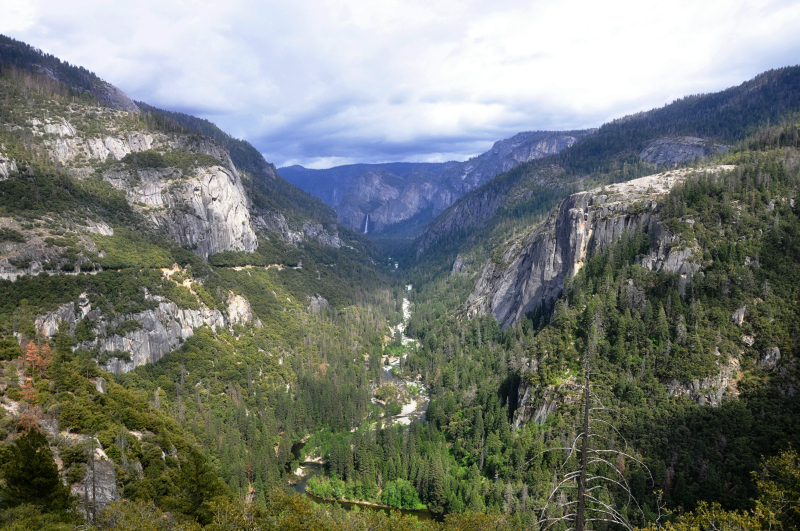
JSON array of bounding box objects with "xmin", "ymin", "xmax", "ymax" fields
[{"xmin": 576, "ymin": 367, "xmax": 590, "ymax": 531}]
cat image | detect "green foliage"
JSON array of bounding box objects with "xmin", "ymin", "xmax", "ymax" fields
[
  {"xmin": 0, "ymin": 228, "xmax": 24, "ymax": 243},
  {"xmin": 94, "ymin": 230, "xmax": 174, "ymax": 270},
  {"xmin": 113, "ymin": 320, "xmax": 143, "ymax": 336},
  {"xmin": 0, "ymin": 504, "xmax": 77, "ymax": 531},
  {"xmin": 753, "ymin": 447, "xmax": 800, "ymax": 530},
  {"xmin": 161, "ymin": 450, "xmax": 229, "ymax": 525},
  {"xmin": 397, "ymin": 145, "xmax": 800, "ymax": 521},
  {"xmin": 382, "ymin": 478, "xmax": 423, "ymax": 509},
  {"xmin": 121, "ymin": 150, "xmax": 220, "ymax": 171},
  {"xmin": 0, "ymin": 430, "xmax": 73, "ymax": 514}
]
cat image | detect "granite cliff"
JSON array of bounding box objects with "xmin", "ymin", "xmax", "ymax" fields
[
  {"xmin": 466, "ymin": 167, "xmax": 734, "ymax": 329},
  {"xmin": 640, "ymin": 136, "xmax": 728, "ymax": 167}
]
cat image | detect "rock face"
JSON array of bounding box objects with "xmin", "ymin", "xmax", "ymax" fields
[
  {"xmin": 0, "ymin": 151, "xmax": 18, "ymax": 180},
  {"xmin": 513, "ymin": 376, "xmax": 582, "ymax": 429},
  {"xmin": 307, "ymin": 294, "xmax": 330, "ymax": 314},
  {"xmin": 71, "ymin": 459, "xmax": 120, "ymax": 512},
  {"xmin": 85, "ymin": 300, "xmax": 227, "ymax": 374},
  {"xmin": 0, "ymin": 218, "xmax": 115, "ymax": 281},
  {"xmin": 640, "ymin": 137, "xmax": 728, "ymax": 168},
  {"xmin": 760, "ymin": 347, "xmax": 781, "ymax": 369},
  {"xmin": 731, "ymin": 305, "xmax": 747, "ymax": 326},
  {"xmin": 466, "ymin": 168, "xmax": 728, "ymax": 329},
  {"xmin": 128, "ymin": 165, "xmax": 257, "ymax": 259},
  {"xmin": 227, "ymin": 294, "xmax": 261, "ymax": 328},
  {"xmin": 337, "ymin": 168, "xmax": 456, "ymax": 234},
  {"xmin": 35, "ymin": 301, "xmax": 82, "ymax": 337},
  {"xmin": 22, "ymin": 113, "xmax": 260, "ymax": 259},
  {"xmin": 252, "ymin": 212, "xmax": 343, "ymax": 248},
  {"xmin": 34, "ymin": 291, "xmax": 260, "ymax": 374}
]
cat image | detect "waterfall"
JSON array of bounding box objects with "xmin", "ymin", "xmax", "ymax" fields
[{"xmin": 363, "ymin": 214, "xmax": 370, "ymax": 234}]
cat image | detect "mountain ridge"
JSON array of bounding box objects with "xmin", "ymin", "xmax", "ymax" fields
[
  {"xmin": 412, "ymin": 65, "xmax": 800, "ymax": 260},
  {"xmin": 282, "ymin": 129, "xmax": 591, "ymax": 235}
]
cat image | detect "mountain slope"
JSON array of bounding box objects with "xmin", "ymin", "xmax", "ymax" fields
[
  {"xmin": 135, "ymin": 102, "xmax": 340, "ymax": 231},
  {"xmin": 279, "ymin": 161, "xmax": 457, "ymax": 206},
  {"xmin": 0, "ymin": 34, "xmax": 139, "ymax": 112},
  {"xmin": 413, "ymin": 65, "xmax": 800, "ymax": 260},
  {"xmin": 0, "ymin": 39, "xmax": 400, "ymax": 528},
  {"xmin": 404, "ymin": 123, "xmax": 800, "ymax": 525}
]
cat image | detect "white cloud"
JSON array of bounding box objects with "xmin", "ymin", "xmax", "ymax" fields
[{"xmin": 2, "ymin": 0, "xmax": 800, "ymax": 167}]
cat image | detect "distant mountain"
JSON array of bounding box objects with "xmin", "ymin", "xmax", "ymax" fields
[
  {"xmin": 281, "ymin": 130, "xmax": 590, "ymax": 235},
  {"xmin": 279, "ymin": 162, "xmax": 457, "ymax": 207}
]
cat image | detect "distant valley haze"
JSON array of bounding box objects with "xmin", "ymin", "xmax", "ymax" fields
[{"xmin": 3, "ymin": 0, "xmax": 800, "ymax": 168}]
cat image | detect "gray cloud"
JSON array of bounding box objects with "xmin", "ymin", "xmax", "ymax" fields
[{"xmin": 3, "ymin": 0, "xmax": 800, "ymax": 168}]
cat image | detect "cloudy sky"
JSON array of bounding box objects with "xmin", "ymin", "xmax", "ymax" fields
[{"xmin": 3, "ymin": 1, "xmax": 800, "ymax": 168}]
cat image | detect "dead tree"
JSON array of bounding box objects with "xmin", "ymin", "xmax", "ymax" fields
[{"xmin": 524, "ymin": 323, "xmax": 662, "ymax": 530}]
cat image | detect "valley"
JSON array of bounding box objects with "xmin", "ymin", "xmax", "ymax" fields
[{"xmin": 0, "ymin": 32, "xmax": 798, "ymax": 531}]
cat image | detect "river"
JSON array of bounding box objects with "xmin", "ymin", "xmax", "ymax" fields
[{"xmin": 289, "ymin": 286, "xmax": 435, "ymax": 521}]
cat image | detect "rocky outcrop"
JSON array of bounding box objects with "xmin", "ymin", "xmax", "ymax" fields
[
  {"xmin": 253, "ymin": 211, "xmax": 303, "ymax": 243},
  {"xmin": 35, "ymin": 293, "xmax": 90, "ymax": 337},
  {"xmin": 466, "ymin": 168, "xmax": 728, "ymax": 329},
  {"xmin": 637, "ymin": 222, "xmax": 701, "ymax": 295},
  {"xmin": 252, "ymin": 212, "xmax": 343, "ymax": 249},
  {"xmin": 228, "ymin": 294, "xmax": 261, "ymax": 328},
  {"xmin": 36, "ymin": 123, "xmax": 155, "ymax": 163},
  {"xmin": 307, "ymin": 294, "xmax": 330, "ymax": 314},
  {"xmin": 71, "ymin": 459, "xmax": 120, "ymax": 512},
  {"xmin": 0, "ymin": 219, "xmax": 112, "ymax": 281},
  {"xmin": 731, "ymin": 305, "xmax": 747, "ymax": 326},
  {"xmin": 90, "ymin": 82, "xmax": 140, "ymax": 113},
  {"xmin": 105, "ymin": 163, "xmax": 258, "ymax": 259},
  {"xmin": 95, "ymin": 300, "xmax": 227, "ymax": 374},
  {"xmin": 0, "ymin": 151, "xmax": 18, "ymax": 180},
  {"xmin": 513, "ymin": 377, "xmax": 582, "ymax": 429},
  {"xmin": 157, "ymin": 166, "xmax": 257, "ymax": 258},
  {"xmin": 665, "ymin": 357, "xmax": 740, "ymax": 406},
  {"xmin": 760, "ymin": 347, "xmax": 781, "ymax": 369},
  {"xmin": 33, "ymin": 120, "xmax": 260, "ymax": 258},
  {"xmin": 640, "ymin": 137, "xmax": 728, "ymax": 168},
  {"xmin": 302, "ymin": 222, "xmax": 343, "ymax": 248},
  {"xmin": 34, "ymin": 291, "xmax": 260, "ymax": 374}
]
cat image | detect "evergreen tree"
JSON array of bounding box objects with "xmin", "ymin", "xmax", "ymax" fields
[{"xmin": 0, "ymin": 430, "xmax": 73, "ymax": 514}]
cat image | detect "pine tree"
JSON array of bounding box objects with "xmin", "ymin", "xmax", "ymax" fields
[{"xmin": 0, "ymin": 429, "xmax": 72, "ymax": 513}]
